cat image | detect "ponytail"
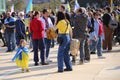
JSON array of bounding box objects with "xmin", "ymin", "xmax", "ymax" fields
[{"xmin": 32, "ymin": 11, "xmax": 40, "ymax": 19}]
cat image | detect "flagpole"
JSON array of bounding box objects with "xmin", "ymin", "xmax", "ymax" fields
[{"xmin": 110, "ymin": 0, "xmax": 113, "ymax": 7}]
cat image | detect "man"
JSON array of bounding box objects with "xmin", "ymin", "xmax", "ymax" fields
[
  {"xmin": 0, "ymin": 19, "xmax": 6, "ymax": 47},
  {"xmin": 0, "ymin": 12, "xmax": 7, "ymax": 47},
  {"xmin": 4, "ymin": 12, "xmax": 16, "ymax": 52},
  {"xmin": 40, "ymin": 9, "xmax": 54, "ymax": 62},
  {"xmin": 49, "ymin": 11, "xmax": 55, "ymax": 48},
  {"xmin": 15, "ymin": 11, "xmax": 26, "ymax": 46},
  {"xmin": 102, "ymin": 7, "xmax": 113, "ymax": 51},
  {"xmin": 73, "ymin": 8, "xmax": 88, "ymax": 64}
]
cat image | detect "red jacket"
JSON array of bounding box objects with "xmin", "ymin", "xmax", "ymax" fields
[
  {"xmin": 30, "ymin": 18, "xmax": 44, "ymax": 39},
  {"xmin": 99, "ymin": 22, "xmax": 103, "ymax": 36}
]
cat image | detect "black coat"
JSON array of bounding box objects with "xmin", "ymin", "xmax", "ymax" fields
[
  {"xmin": 102, "ymin": 13, "xmax": 111, "ymax": 27},
  {"xmin": 73, "ymin": 13, "xmax": 88, "ymax": 39}
]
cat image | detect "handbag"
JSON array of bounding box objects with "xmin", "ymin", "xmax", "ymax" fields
[
  {"xmin": 57, "ymin": 21, "xmax": 69, "ymax": 45},
  {"xmin": 46, "ymin": 27, "xmax": 57, "ymax": 40},
  {"xmin": 70, "ymin": 39, "xmax": 80, "ymax": 56}
]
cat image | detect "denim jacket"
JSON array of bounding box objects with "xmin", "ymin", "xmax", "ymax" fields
[{"xmin": 89, "ymin": 19, "xmax": 99, "ymax": 40}]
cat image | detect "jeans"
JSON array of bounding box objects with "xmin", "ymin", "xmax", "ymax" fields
[
  {"xmin": 44, "ymin": 38, "xmax": 51, "ymax": 58},
  {"xmin": 97, "ymin": 36, "xmax": 102, "ymax": 56},
  {"xmin": 29, "ymin": 35, "xmax": 33, "ymax": 49},
  {"xmin": 58, "ymin": 34, "xmax": 72, "ymax": 71},
  {"xmin": 89, "ymin": 37, "xmax": 102, "ymax": 56},
  {"xmin": 33, "ymin": 38, "xmax": 45, "ymax": 63},
  {"xmin": 84, "ymin": 38, "xmax": 90, "ymax": 61},
  {"xmin": 0, "ymin": 33, "xmax": 6, "ymax": 45},
  {"xmin": 5, "ymin": 31, "xmax": 16, "ymax": 51},
  {"xmin": 78, "ymin": 38, "xmax": 85, "ymax": 62}
]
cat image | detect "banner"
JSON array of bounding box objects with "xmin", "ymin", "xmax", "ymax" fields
[{"xmin": 74, "ymin": 0, "xmax": 80, "ymax": 12}]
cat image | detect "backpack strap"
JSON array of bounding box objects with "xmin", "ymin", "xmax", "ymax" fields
[{"xmin": 91, "ymin": 18, "xmax": 94, "ymax": 28}]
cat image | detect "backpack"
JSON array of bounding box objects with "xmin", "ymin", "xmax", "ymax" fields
[
  {"xmin": 108, "ymin": 15, "xmax": 118, "ymax": 29},
  {"xmin": 89, "ymin": 18, "xmax": 95, "ymax": 33}
]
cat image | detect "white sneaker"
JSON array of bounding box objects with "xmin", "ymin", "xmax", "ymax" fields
[
  {"xmin": 46, "ymin": 59, "xmax": 52, "ymax": 62},
  {"xmin": 98, "ymin": 56, "xmax": 106, "ymax": 59}
]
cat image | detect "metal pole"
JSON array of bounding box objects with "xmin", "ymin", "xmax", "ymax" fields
[{"xmin": 49, "ymin": 0, "xmax": 50, "ymax": 9}]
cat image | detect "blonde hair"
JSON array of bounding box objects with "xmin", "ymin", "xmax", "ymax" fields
[{"xmin": 20, "ymin": 39, "xmax": 26, "ymax": 46}]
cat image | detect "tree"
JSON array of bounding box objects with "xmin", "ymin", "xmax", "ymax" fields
[
  {"xmin": 33, "ymin": 0, "xmax": 61, "ymax": 12},
  {"xmin": 14, "ymin": 0, "xmax": 26, "ymax": 11},
  {"xmin": 6, "ymin": 0, "xmax": 26, "ymax": 12}
]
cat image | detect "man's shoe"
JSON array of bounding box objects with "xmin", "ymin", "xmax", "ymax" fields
[
  {"xmin": 34, "ymin": 62, "xmax": 39, "ymax": 66},
  {"xmin": 64, "ymin": 69, "xmax": 72, "ymax": 71},
  {"xmin": 91, "ymin": 52, "xmax": 96, "ymax": 54},
  {"xmin": 6, "ymin": 50, "xmax": 11, "ymax": 52},
  {"xmin": 79, "ymin": 61, "xmax": 84, "ymax": 65},
  {"xmin": 58, "ymin": 70, "xmax": 63, "ymax": 73},
  {"xmin": 41, "ymin": 62, "xmax": 49, "ymax": 65},
  {"xmin": 30, "ymin": 50, "xmax": 34, "ymax": 52}
]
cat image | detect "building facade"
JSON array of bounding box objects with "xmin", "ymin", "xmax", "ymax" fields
[
  {"xmin": 32, "ymin": 0, "xmax": 52, "ymax": 4},
  {"xmin": 0, "ymin": 0, "xmax": 6, "ymax": 14}
]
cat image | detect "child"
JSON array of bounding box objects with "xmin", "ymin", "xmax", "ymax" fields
[{"xmin": 12, "ymin": 39, "xmax": 29, "ymax": 73}]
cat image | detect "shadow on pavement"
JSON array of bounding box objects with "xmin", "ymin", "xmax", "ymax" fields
[
  {"xmin": 3, "ymin": 71, "xmax": 57, "ymax": 80},
  {"xmin": 107, "ymin": 66, "xmax": 120, "ymax": 70},
  {"xmin": 0, "ymin": 62, "xmax": 57, "ymax": 80},
  {"xmin": 103, "ymin": 49, "xmax": 120, "ymax": 53}
]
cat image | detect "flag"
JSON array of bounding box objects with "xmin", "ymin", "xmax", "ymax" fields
[
  {"xmin": 74, "ymin": 0, "xmax": 80, "ymax": 12},
  {"xmin": 11, "ymin": 4, "xmax": 14, "ymax": 12},
  {"xmin": 26, "ymin": 0, "xmax": 33, "ymax": 13},
  {"xmin": 67, "ymin": 2, "xmax": 71, "ymax": 12}
]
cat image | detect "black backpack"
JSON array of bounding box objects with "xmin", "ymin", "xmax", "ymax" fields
[{"xmin": 89, "ymin": 18, "xmax": 95, "ymax": 33}]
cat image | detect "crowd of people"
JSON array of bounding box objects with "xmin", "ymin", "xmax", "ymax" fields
[{"xmin": 0, "ymin": 5, "xmax": 120, "ymax": 73}]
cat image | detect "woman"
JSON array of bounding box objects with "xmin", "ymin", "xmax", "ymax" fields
[
  {"xmin": 89, "ymin": 12, "xmax": 105, "ymax": 58},
  {"xmin": 55, "ymin": 11, "xmax": 72, "ymax": 72},
  {"xmin": 30, "ymin": 11, "xmax": 48, "ymax": 66}
]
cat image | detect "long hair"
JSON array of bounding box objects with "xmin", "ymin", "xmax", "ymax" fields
[
  {"xmin": 56, "ymin": 11, "xmax": 65, "ymax": 24},
  {"xmin": 65, "ymin": 13, "xmax": 70, "ymax": 22}
]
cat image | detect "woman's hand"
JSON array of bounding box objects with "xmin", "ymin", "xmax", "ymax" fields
[{"xmin": 94, "ymin": 36, "xmax": 97, "ymax": 41}]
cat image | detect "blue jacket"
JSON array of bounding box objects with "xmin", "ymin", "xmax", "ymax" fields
[
  {"xmin": 88, "ymin": 18, "xmax": 99, "ymax": 40},
  {"xmin": 4, "ymin": 17, "xmax": 16, "ymax": 32}
]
